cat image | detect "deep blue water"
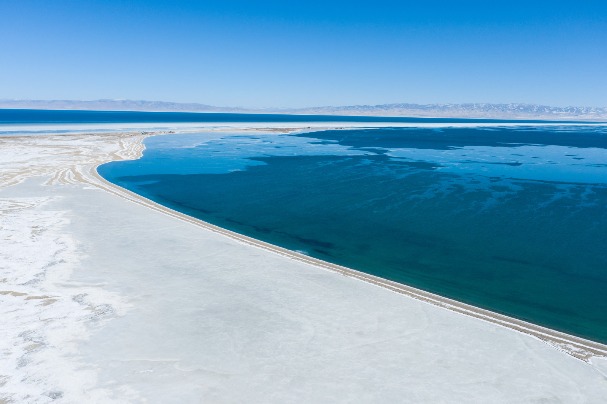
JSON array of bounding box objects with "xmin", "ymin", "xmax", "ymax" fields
[
  {"xmin": 0, "ymin": 108, "xmax": 593, "ymax": 125},
  {"xmin": 99, "ymin": 126, "xmax": 607, "ymax": 343}
]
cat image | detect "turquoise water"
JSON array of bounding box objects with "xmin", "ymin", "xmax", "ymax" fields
[{"xmin": 99, "ymin": 126, "xmax": 607, "ymax": 343}]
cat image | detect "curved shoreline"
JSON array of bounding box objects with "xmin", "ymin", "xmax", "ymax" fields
[{"xmin": 85, "ymin": 134, "xmax": 607, "ymax": 361}]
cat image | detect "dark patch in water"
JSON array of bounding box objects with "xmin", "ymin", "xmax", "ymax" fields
[{"xmin": 295, "ymin": 126, "xmax": 607, "ymax": 150}]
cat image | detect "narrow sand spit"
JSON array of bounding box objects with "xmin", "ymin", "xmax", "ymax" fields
[{"xmin": 1, "ymin": 130, "xmax": 607, "ymax": 403}]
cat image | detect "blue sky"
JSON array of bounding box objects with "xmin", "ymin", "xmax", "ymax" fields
[{"xmin": 1, "ymin": 0, "xmax": 606, "ymax": 108}]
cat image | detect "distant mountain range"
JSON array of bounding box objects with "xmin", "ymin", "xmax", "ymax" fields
[
  {"xmin": 289, "ymin": 103, "xmax": 607, "ymax": 121},
  {"xmin": 0, "ymin": 99, "xmax": 243, "ymax": 113},
  {"xmin": 1, "ymin": 99, "xmax": 606, "ymax": 121}
]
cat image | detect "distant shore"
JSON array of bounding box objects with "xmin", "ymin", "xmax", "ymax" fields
[{"xmin": 2, "ymin": 101, "xmax": 607, "ymax": 122}]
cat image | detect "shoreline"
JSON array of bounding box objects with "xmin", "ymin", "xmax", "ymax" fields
[
  {"xmin": 3, "ymin": 119, "xmax": 607, "ymax": 138},
  {"xmin": 3, "ymin": 128, "xmax": 607, "ymax": 401},
  {"xmin": 86, "ymin": 130, "xmax": 607, "ymax": 361}
]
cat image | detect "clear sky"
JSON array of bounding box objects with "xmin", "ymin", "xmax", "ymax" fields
[{"xmin": 1, "ymin": 0, "xmax": 606, "ymax": 108}]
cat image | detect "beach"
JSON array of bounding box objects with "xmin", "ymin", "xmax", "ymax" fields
[{"xmin": 2, "ymin": 129, "xmax": 607, "ymax": 403}]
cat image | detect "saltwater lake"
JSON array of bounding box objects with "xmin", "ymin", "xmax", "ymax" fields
[{"xmin": 99, "ymin": 124, "xmax": 607, "ymax": 344}]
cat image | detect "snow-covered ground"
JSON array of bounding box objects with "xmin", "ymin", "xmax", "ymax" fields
[{"xmin": 1, "ymin": 129, "xmax": 606, "ymax": 403}]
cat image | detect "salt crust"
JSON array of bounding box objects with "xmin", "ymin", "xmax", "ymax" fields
[{"xmin": 1, "ymin": 127, "xmax": 607, "ymax": 403}]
